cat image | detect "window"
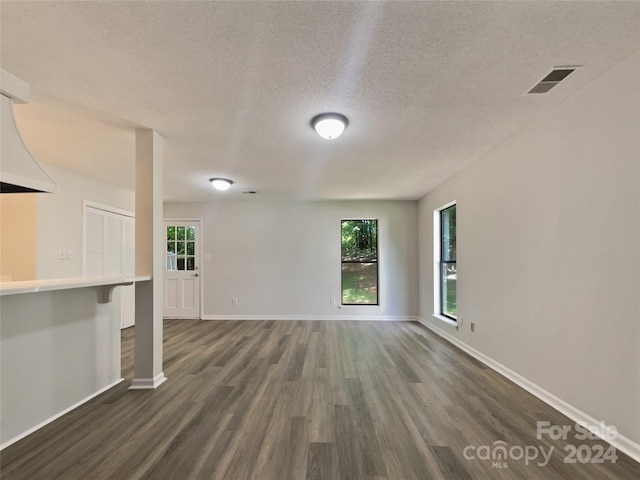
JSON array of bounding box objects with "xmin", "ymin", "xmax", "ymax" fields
[
  {"xmin": 341, "ymin": 219, "xmax": 378, "ymax": 305},
  {"xmin": 166, "ymin": 225, "xmax": 197, "ymax": 271},
  {"xmin": 435, "ymin": 203, "xmax": 456, "ymax": 320}
]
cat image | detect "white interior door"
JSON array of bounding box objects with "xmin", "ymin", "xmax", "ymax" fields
[{"xmin": 164, "ymin": 221, "xmax": 201, "ymax": 319}]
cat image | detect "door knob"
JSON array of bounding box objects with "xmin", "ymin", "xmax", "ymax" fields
[{"xmin": 193, "ymin": 273, "xmax": 199, "ymax": 277}]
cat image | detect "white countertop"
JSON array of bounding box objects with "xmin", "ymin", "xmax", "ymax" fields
[{"xmin": 0, "ymin": 275, "xmax": 152, "ymax": 296}]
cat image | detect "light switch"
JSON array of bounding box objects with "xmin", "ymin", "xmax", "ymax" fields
[
  {"xmin": 58, "ymin": 250, "xmax": 66, "ymax": 260},
  {"xmin": 67, "ymin": 249, "xmax": 74, "ymax": 259}
]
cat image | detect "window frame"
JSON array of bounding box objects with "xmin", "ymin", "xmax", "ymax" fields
[
  {"xmin": 433, "ymin": 202, "xmax": 457, "ymax": 325},
  {"xmin": 165, "ymin": 224, "xmax": 198, "ymax": 272},
  {"xmin": 340, "ymin": 218, "xmax": 379, "ymax": 306}
]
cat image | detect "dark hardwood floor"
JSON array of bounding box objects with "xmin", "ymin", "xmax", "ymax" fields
[{"xmin": 2, "ymin": 319, "xmax": 638, "ymax": 479}]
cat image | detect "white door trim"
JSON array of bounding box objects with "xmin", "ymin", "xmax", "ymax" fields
[{"xmin": 83, "ymin": 199, "xmax": 135, "ymax": 218}]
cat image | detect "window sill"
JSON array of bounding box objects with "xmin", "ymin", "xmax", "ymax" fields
[
  {"xmin": 432, "ymin": 314, "xmax": 458, "ymax": 328},
  {"xmin": 340, "ymin": 304, "xmax": 380, "ymax": 307}
]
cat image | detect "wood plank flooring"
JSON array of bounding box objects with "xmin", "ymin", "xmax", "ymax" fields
[{"xmin": 2, "ymin": 319, "xmax": 639, "ymax": 479}]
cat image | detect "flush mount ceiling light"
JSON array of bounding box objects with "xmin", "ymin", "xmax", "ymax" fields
[
  {"xmin": 209, "ymin": 178, "xmax": 233, "ymax": 191},
  {"xmin": 311, "ymin": 113, "xmax": 348, "ymax": 140}
]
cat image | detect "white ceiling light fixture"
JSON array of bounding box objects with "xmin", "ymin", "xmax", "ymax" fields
[
  {"xmin": 209, "ymin": 178, "xmax": 233, "ymax": 191},
  {"xmin": 311, "ymin": 113, "xmax": 348, "ymax": 140}
]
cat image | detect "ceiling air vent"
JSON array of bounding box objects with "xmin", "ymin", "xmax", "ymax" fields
[
  {"xmin": 527, "ymin": 67, "xmax": 578, "ymax": 94},
  {"xmin": 242, "ymin": 190, "xmax": 258, "ymax": 195}
]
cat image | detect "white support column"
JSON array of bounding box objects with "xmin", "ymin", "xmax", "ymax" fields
[{"xmin": 130, "ymin": 129, "xmax": 166, "ymax": 389}]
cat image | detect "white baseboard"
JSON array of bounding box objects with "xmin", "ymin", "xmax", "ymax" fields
[
  {"xmin": 201, "ymin": 315, "xmax": 419, "ymax": 321},
  {"xmin": 0, "ymin": 378, "xmax": 124, "ymax": 451},
  {"xmin": 129, "ymin": 373, "xmax": 167, "ymax": 390},
  {"xmin": 416, "ymin": 317, "xmax": 640, "ymax": 464}
]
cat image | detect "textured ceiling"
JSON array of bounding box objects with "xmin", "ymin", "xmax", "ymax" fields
[{"xmin": 2, "ymin": 1, "xmax": 640, "ymax": 201}]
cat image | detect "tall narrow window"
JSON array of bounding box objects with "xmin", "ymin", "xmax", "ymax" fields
[
  {"xmin": 436, "ymin": 204, "xmax": 457, "ymax": 320},
  {"xmin": 341, "ymin": 219, "xmax": 378, "ymax": 305}
]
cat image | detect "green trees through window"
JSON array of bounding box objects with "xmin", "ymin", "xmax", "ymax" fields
[
  {"xmin": 440, "ymin": 205, "xmax": 457, "ymax": 319},
  {"xmin": 166, "ymin": 225, "xmax": 196, "ymax": 271},
  {"xmin": 341, "ymin": 219, "xmax": 378, "ymax": 305}
]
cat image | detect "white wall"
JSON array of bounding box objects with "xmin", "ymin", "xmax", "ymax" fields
[
  {"xmin": 164, "ymin": 200, "xmax": 419, "ymax": 319},
  {"xmin": 36, "ymin": 163, "xmax": 135, "ymax": 279},
  {"xmin": 418, "ymin": 50, "xmax": 640, "ymax": 447},
  {"xmin": 1, "ymin": 287, "xmax": 123, "ymax": 446}
]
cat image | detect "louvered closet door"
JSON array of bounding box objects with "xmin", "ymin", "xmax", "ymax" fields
[
  {"xmin": 121, "ymin": 217, "xmax": 136, "ymax": 328},
  {"xmin": 84, "ymin": 204, "xmax": 136, "ymax": 328},
  {"xmin": 85, "ymin": 209, "xmax": 105, "ymax": 276},
  {"xmin": 106, "ymin": 215, "xmax": 123, "ymax": 275}
]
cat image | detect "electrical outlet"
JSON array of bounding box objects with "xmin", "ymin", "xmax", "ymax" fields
[
  {"xmin": 232, "ymin": 298, "xmax": 238, "ymax": 305},
  {"xmin": 330, "ymin": 298, "xmax": 337, "ymax": 306},
  {"xmin": 470, "ymin": 322, "xmax": 475, "ymax": 333},
  {"xmin": 458, "ymin": 316, "xmax": 463, "ymax": 327}
]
